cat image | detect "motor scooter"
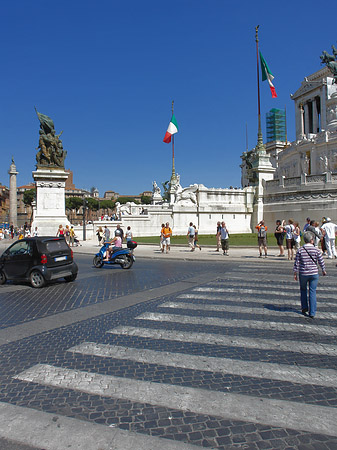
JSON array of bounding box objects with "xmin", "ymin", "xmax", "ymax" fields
[{"xmin": 93, "ymin": 241, "xmax": 137, "ymax": 270}]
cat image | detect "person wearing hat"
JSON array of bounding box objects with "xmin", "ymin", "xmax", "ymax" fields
[{"xmin": 321, "ymin": 217, "xmax": 337, "ymax": 259}]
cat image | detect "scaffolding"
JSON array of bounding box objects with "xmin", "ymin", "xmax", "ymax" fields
[{"xmin": 266, "ymin": 108, "xmax": 286, "ymax": 142}]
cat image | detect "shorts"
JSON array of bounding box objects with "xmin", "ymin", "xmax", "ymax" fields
[
  {"xmin": 275, "ymin": 234, "xmax": 284, "ymax": 246},
  {"xmin": 286, "ymin": 238, "xmax": 295, "ymax": 249},
  {"xmin": 221, "ymin": 239, "xmax": 229, "ymax": 251},
  {"xmin": 258, "ymin": 237, "xmax": 267, "ymax": 246},
  {"xmin": 162, "ymin": 237, "xmax": 170, "ymax": 246}
]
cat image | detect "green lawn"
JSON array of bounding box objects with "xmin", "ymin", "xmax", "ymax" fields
[{"xmin": 135, "ymin": 233, "xmax": 281, "ymax": 247}]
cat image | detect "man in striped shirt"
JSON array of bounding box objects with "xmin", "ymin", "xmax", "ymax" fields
[{"xmin": 293, "ymin": 232, "xmax": 327, "ymax": 318}]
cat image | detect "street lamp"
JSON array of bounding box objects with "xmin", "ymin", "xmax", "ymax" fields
[{"xmin": 82, "ymin": 197, "xmax": 88, "ymax": 241}]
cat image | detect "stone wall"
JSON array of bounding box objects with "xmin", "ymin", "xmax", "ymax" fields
[{"xmin": 263, "ymin": 172, "xmax": 337, "ymax": 225}]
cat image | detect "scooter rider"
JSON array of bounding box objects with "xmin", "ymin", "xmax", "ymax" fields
[{"xmin": 104, "ymin": 231, "xmax": 122, "ymax": 261}]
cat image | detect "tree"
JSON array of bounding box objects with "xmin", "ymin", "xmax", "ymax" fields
[
  {"xmin": 65, "ymin": 197, "xmax": 83, "ymax": 223},
  {"xmin": 141, "ymin": 194, "xmax": 152, "ymax": 205},
  {"xmin": 23, "ymin": 188, "xmax": 36, "ymax": 224},
  {"xmin": 116, "ymin": 197, "xmax": 140, "ymax": 205},
  {"xmin": 23, "ymin": 188, "xmax": 36, "ymax": 207}
]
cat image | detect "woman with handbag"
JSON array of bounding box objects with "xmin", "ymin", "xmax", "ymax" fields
[{"xmin": 293, "ymin": 231, "xmax": 327, "ymax": 319}]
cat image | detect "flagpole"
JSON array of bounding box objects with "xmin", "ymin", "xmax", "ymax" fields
[
  {"xmin": 171, "ymin": 100, "xmax": 176, "ymax": 182},
  {"xmin": 255, "ymin": 25, "xmax": 265, "ymax": 153}
]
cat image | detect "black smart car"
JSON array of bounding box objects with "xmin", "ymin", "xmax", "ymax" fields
[{"xmin": 0, "ymin": 236, "xmax": 78, "ymax": 288}]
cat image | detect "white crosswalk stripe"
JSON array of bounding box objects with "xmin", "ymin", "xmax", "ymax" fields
[
  {"xmin": 106, "ymin": 325, "xmax": 337, "ymax": 356},
  {"xmin": 160, "ymin": 301, "xmax": 337, "ymax": 320},
  {"xmin": 67, "ymin": 342, "xmax": 337, "ymax": 388},
  {"xmin": 136, "ymin": 312, "xmax": 337, "ymax": 336},
  {"xmin": 192, "ymin": 286, "xmax": 337, "ymax": 301},
  {"xmin": 178, "ymin": 293, "xmax": 337, "ymax": 309},
  {"xmin": 14, "ymin": 363, "xmax": 337, "ymax": 437}
]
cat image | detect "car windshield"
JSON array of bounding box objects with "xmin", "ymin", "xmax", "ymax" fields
[{"xmin": 44, "ymin": 239, "xmax": 69, "ymax": 253}]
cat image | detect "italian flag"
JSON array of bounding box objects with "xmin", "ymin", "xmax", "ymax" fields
[
  {"xmin": 163, "ymin": 114, "xmax": 179, "ymax": 143},
  {"xmin": 259, "ymin": 51, "xmax": 277, "ymax": 98}
]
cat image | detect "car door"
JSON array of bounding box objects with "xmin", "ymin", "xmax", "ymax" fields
[{"xmin": 3, "ymin": 240, "xmax": 33, "ymax": 278}]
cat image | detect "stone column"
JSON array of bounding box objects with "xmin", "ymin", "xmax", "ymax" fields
[
  {"xmin": 8, "ymin": 159, "xmax": 18, "ymax": 227},
  {"xmin": 312, "ymin": 98, "xmax": 319, "ymax": 134},
  {"xmin": 304, "ymin": 102, "xmax": 310, "ymax": 136},
  {"xmin": 299, "ymin": 103, "xmax": 305, "ymax": 139}
]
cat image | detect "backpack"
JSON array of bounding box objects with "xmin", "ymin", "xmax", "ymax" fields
[{"xmin": 258, "ymin": 226, "xmax": 266, "ymax": 238}]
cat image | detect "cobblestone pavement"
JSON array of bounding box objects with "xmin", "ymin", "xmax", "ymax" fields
[
  {"xmin": 0, "ymin": 255, "xmax": 223, "ymax": 329},
  {"xmin": 0, "ymin": 258, "xmax": 336, "ymax": 449}
]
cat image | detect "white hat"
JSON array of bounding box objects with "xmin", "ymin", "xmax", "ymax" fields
[{"xmin": 326, "ymin": 217, "xmax": 331, "ymax": 222}]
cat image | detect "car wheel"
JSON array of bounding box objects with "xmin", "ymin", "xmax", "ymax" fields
[
  {"xmin": 0, "ymin": 270, "xmax": 6, "ymax": 285},
  {"xmin": 30, "ymin": 270, "xmax": 45, "ymax": 288},
  {"xmin": 64, "ymin": 273, "xmax": 77, "ymax": 282},
  {"xmin": 120, "ymin": 254, "xmax": 133, "ymax": 269}
]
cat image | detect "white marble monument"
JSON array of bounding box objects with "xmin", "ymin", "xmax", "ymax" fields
[{"xmin": 31, "ymin": 168, "xmax": 70, "ymax": 236}]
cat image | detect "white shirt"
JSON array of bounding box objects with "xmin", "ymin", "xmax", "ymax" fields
[
  {"xmin": 321, "ymin": 222, "xmax": 337, "ymax": 239},
  {"xmin": 285, "ymin": 224, "xmax": 294, "ymax": 240}
]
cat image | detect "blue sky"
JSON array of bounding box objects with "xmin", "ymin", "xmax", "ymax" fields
[{"xmin": 0, "ymin": 1, "xmax": 336, "ymax": 196}]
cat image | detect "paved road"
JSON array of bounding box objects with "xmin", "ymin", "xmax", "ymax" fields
[{"xmin": 0, "ymin": 246, "xmax": 336, "ymax": 449}]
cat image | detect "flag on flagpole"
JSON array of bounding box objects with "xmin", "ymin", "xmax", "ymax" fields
[
  {"xmin": 259, "ymin": 51, "xmax": 277, "ymax": 98},
  {"xmin": 163, "ymin": 114, "xmax": 179, "ymax": 143}
]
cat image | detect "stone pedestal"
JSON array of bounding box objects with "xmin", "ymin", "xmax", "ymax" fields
[
  {"xmin": 249, "ymin": 150, "xmax": 275, "ymax": 225},
  {"xmin": 326, "ymin": 91, "xmax": 337, "ymax": 132},
  {"xmin": 31, "ymin": 168, "xmax": 70, "ymax": 236}
]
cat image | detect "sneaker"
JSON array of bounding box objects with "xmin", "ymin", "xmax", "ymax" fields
[
  {"xmin": 308, "ymin": 315, "xmax": 315, "ymax": 319},
  {"xmin": 301, "ymin": 309, "xmax": 308, "ymax": 316}
]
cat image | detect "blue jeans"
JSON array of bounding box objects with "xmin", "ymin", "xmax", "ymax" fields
[{"xmin": 299, "ymin": 274, "xmax": 319, "ymax": 316}]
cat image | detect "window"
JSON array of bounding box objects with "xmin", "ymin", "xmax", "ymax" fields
[{"xmin": 8, "ymin": 241, "xmax": 31, "ymax": 255}]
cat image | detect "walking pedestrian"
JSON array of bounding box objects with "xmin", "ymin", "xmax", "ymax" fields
[
  {"xmin": 96, "ymin": 226, "xmax": 104, "ymax": 246},
  {"xmin": 306, "ymin": 220, "xmax": 321, "ymax": 247},
  {"xmin": 160, "ymin": 223, "xmax": 165, "ymax": 251},
  {"xmin": 56, "ymin": 224, "xmax": 65, "ymax": 238},
  {"xmin": 293, "ymin": 231, "xmax": 327, "ymax": 318},
  {"xmin": 65, "ymin": 225, "xmax": 71, "ymax": 244},
  {"xmin": 69, "ymin": 226, "xmax": 75, "ymax": 247},
  {"xmin": 125, "ymin": 226, "xmax": 133, "ymax": 243},
  {"xmin": 104, "ymin": 226, "xmax": 110, "ymax": 242},
  {"xmin": 193, "ymin": 225, "xmax": 201, "ymax": 250},
  {"xmin": 285, "ymin": 219, "xmax": 295, "ymax": 260},
  {"xmin": 255, "ymin": 220, "xmax": 268, "ymax": 258},
  {"xmin": 162, "ymin": 222, "xmax": 172, "ymax": 254},
  {"xmin": 303, "ymin": 217, "xmax": 310, "ymax": 232},
  {"xmin": 293, "ymin": 222, "xmax": 301, "ymax": 252},
  {"xmin": 274, "ymin": 220, "xmax": 285, "ymax": 257},
  {"xmin": 187, "ymin": 222, "xmax": 195, "ymax": 251},
  {"xmin": 115, "ymin": 224, "xmax": 124, "ymax": 242},
  {"xmin": 218, "ymin": 221, "xmax": 229, "ymax": 256},
  {"xmin": 321, "ymin": 217, "xmax": 337, "ymax": 259},
  {"xmin": 216, "ymin": 221, "xmax": 221, "ymax": 252}
]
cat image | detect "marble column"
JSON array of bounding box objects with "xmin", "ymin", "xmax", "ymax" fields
[
  {"xmin": 312, "ymin": 98, "xmax": 319, "ymax": 134},
  {"xmin": 299, "ymin": 104, "xmax": 305, "ymax": 139},
  {"xmin": 8, "ymin": 159, "xmax": 18, "ymax": 227},
  {"xmin": 304, "ymin": 102, "xmax": 310, "ymax": 136}
]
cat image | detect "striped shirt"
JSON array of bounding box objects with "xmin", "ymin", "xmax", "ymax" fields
[{"xmin": 293, "ymin": 244, "xmax": 325, "ymax": 275}]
